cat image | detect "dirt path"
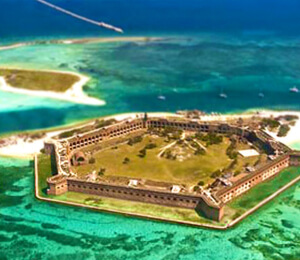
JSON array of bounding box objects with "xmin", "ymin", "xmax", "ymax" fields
[
  {"xmin": 193, "ymin": 139, "xmax": 207, "ymax": 151},
  {"xmin": 157, "ymin": 132, "xmax": 186, "ymax": 158}
]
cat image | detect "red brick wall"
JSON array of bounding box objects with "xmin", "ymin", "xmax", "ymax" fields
[{"xmin": 219, "ymin": 156, "xmax": 290, "ymax": 203}]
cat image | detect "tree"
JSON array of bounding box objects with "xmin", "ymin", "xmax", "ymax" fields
[
  {"xmin": 234, "ymin": 170, "xmax": 241, "ymax": 176},
  {"xmin": 193, "ymin": 185, "xmax": 200, "ymax": 192},
  {"xmin": 123, "ymin": 157, "xmax": 130, "ymax": 164},
  {"xmin": 89, "ymin": 157, "xmax": 96, "ymax": 164},
  {"xmin": 98, "ymin": 168, "xmax": 106, "ymax": 176},
  {"xmin": 198, "ymin": 181, "xmax": 205, "ymax": 186},
  {"xmin": 138, "ymin": 148, "xmax": 147, "ymax": 158},
  {"xmin": 194, "ymin": 148, "xmax": 206, "ymax": 155},
  {"xmin": 165, "ymin": 150, "xmax": 176, "ymax": 160},
  {"xmin": 128, "ymin": 136, "xmax": 143, "ymax": 146},
  {"xmin": 277, "ymin": 124, "xmax": 290, "ymax": 137},
  {"xmin": 145, "ymin": 143, "xmax": 157, "ymax": 149},
  {"xmin": 211, "ymin": 169, "xmax": 222, "ymax": 178},
  {"xmin": 261, "ymin": 118, "xmax": 280, "ymax": 129}
]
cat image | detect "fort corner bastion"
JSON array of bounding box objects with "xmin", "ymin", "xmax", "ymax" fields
[{"xmin": 42, "ymin": 112, "xmax": 300, "ymax": 223}]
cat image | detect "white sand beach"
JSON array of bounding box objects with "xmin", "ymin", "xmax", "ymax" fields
[
  {"xmin": 0, "ymin": 130, "xmax": 62, "ymax": 159},
  {"xmin": 0, "ymin": 36, "xmax": 160, "ymax": 52},
  {"xmin": 0, "ymin": 71, "xmax": 105, "ymax": 106},
  {"xmin": 0, "ymin": 43, "xmax": 27, "ymax": 51},
  {"xmin": 259, "ymin": 110, "xmax": 300, "ymax": 146}
]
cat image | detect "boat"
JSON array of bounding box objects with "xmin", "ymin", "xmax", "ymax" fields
[
  {"xmin": 219, "ymin": 93, "xmax": 227, "ymax": 99},
  {"xmin": 219, "ymin": 86, "xmax": 227, "ymax": 99},
  {"xmin": 289, "ymin": 86, "xmax": 299, "ymax": 93},
  {"xmin": 158, "ymin": 95, "xmax": 166, "ymax": 100}
]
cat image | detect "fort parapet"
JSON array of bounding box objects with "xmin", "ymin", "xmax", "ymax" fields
[{"xmin": 44, "ymin": 114, "xmax": 299, "ymax": 222}]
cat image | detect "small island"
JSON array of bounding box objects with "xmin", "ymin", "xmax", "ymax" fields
[
  {"xmin": 0, "ymin": 68, "xmax": 105, "ymax": 105},
  {"xmin": 32, "ymin": 111, "xmax": 300, "ymax": 229}
]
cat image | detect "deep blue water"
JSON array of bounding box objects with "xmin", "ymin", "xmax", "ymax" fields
[
  {"xmin": 1, "ymin": 0, "xmax": 300, "ymax": 43},
  {"xmin": 1, "ymin": 0, "xmax": 300, "ymax": 131}
]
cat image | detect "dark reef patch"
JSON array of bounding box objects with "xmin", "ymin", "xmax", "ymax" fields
[
  {"xmin": 41, "ymin": 223, "xmax": 61, "ymax": 230},
  {"xmin": 281, "ymin": 219, "xmax": 294, "ymax": 229}
]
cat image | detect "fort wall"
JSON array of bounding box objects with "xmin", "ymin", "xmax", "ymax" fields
[
  {"xmin": 67, "ymin": 119, "xmax": 145, "ymax": 151},
  {"xmin": 64, "ymin": 118, "xmax": 250, "ymax": 154},
  {"xmin": 44, "ymin": 142, "xmax": 55, "ymax": 155},
  {"xmin": 217, "ymin": 155, "xmax": 290, "ymax": 203},
  {"xmin": 65, "ymin": 178, "xmax": 223, "ymax": 221},
  {"xmin": 47, "ymin": 175, "xmax": 68, "ymax": 195},
  {"xmin": 196, "ymin": 199, "xmax": 224, "ymax": 222},
  {"xmin": 45, "ymin": 115, "xmax": 296, "ymax": 222},
  {"xmin": 289, "ymin": 152, "xmax": 300, "ymax": 166}
]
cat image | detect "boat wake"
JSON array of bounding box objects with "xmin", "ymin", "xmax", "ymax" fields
[{"xmin": 36, "ymin": 0, "xmax": 123, "ymax": 33}]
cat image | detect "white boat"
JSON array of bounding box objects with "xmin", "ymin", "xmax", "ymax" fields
[
  {"xmin": 219, "ymin": 86, "xmax": 227, "ymax": 99},
  {"xmin": 289, "ymin": 86, "xmax": 299, "ymax": 93},
  {"xmin": 158, "ymin": 95, "xmax": 166, "ymax": 100},
  {"xmin": 219, "ymin": 93, "xmax": 227, "ymax": 99}
]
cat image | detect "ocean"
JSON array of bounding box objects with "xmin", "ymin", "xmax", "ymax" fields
[{"xmin": 0, "ymin": 0, "xmax": 300, "ymax": 259}]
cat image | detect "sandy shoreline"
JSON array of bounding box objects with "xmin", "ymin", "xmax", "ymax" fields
[
  {"xmin": 204, "ymin": 109, "xmax": 300, "ymax": 147},
  {"xmin": 260, "ymin": 110, "xmax": 300, "ymax": 146},
  {"xmin": 0, "ymin": 36, "xmax": 161, "ymax": 52},
  {"xmin": 1, "ymin": 110, "xmax": 300, "ymax": 158},
  {"xmin": 0, "ymin": 69, "xmax": 105, "ymax": 106}
]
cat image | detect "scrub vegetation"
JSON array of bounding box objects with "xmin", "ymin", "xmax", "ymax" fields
[{"xmin": 0, "ymin": 68, "xmax": 79, "ymax": 92}]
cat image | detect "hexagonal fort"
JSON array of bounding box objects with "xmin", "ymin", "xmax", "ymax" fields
[{"xmin": 43, "ymin": 112, "xmax": 300, "ymax": 222}]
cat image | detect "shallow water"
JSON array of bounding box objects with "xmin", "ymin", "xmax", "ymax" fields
[
  {"xmin": 2, "ymin": 36, "xmax": 300, "ymax": 133},
  {"xmin": 1, "ymin": 0, "xmax": 300, "ymax": 258},
  {"xmin": 0, "ymin": 157, "xmax": 299, "ymax": 259}
]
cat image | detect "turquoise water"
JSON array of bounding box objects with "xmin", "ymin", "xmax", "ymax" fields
[
  {"xmin": 2, "ymin": 36, "xmax": 300, "ymax": 133},
  {"xmin": 0, "ymin": 157, "xmax": 299, "ymax": 259},
  {"xmin": 1, "ymin": 0, "xmax": 300, "ymax": 258}
]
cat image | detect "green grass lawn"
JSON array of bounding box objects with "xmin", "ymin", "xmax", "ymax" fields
[
  {"xmin": 226, "ymin": 167, "xmax": 300, "ymax": 219},
  {"xmin": 0, "ymin": 68, "xmax": 80, "ymax": 92},
  {"xmin": 74, "ymin": 135, "xmax": 234, "ymax": 186},
  {"xmin": 233, "ymin": 154, "xmax": 261, "ymax": 174},
  {"xmin": 37, "ymin": 154, "xmax": 55, "ymax": 196}
]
